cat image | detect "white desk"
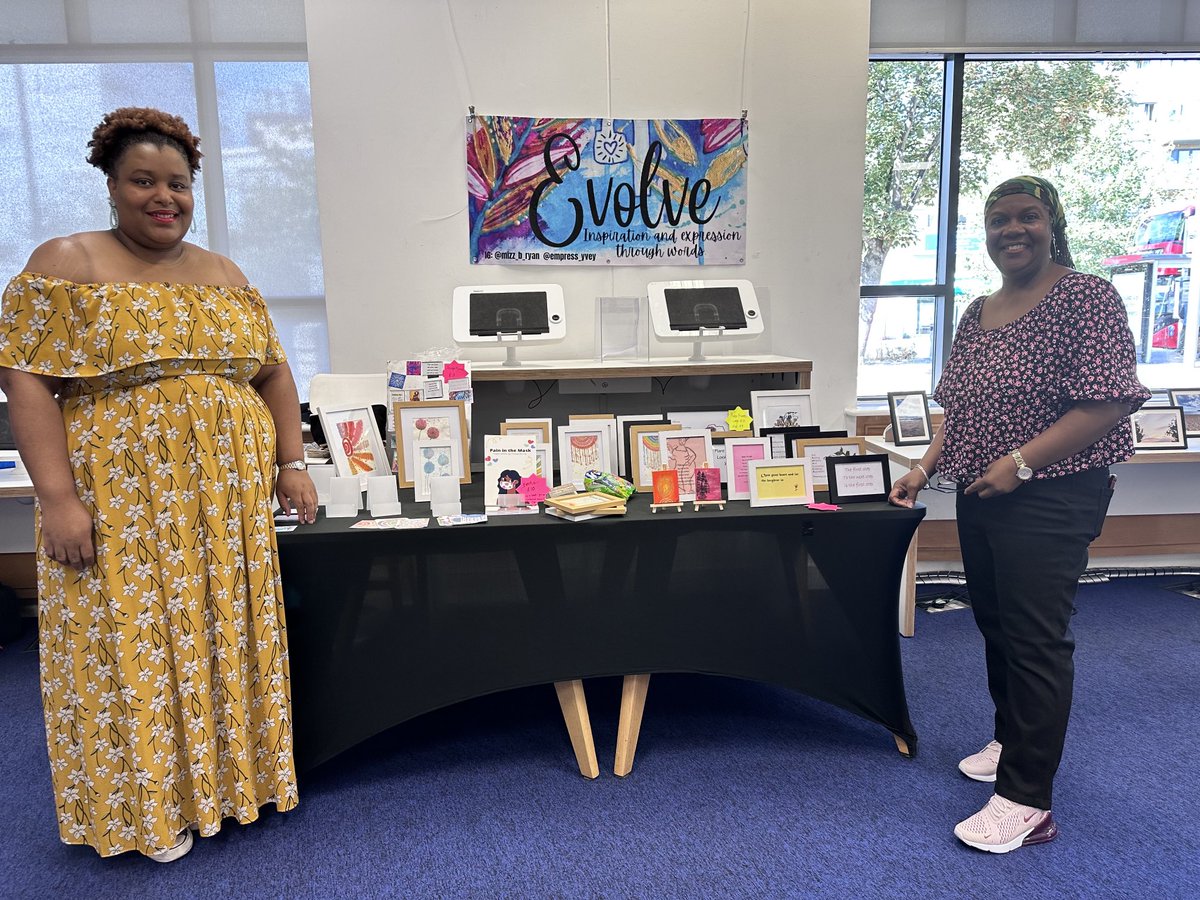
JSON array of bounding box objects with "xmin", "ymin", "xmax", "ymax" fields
[{"xmin": 866, "ymin": 436, "xmax": 1200, "ymax": 637}]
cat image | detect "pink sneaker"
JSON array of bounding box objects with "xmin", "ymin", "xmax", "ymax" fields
[
  {"xmin": 954, "ymin": 794, "xmax": 1058, "ymax": 853},
  {"xmin": 958, "ymin": 740, "xmax": 1002, "ymax": 782}
]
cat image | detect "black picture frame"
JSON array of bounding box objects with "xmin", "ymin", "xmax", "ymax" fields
[
  {"xmin": 1167, "ymin": 389, "xmax": 1200, "ymax": 438},
  {"xmin": 887, "ymin": 391, "xmax": 933, "ymax": 446},
  {"xmin": 760, "ymin": 426, "xmax": 847, "ymax": 459},
  {"xmin": 826, "ymin": 453, "xmax": 893, "ymax": 504}
]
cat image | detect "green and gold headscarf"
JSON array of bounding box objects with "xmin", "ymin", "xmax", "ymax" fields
[{"xmin": 984, "ymin": 175, "xmax": 1074, "ymax": 267}]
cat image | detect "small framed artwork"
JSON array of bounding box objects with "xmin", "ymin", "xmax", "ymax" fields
[
  {"xmin": 760, "ymin": 425, "xmax": 829, "ymax": 459},
  {"xmin": 724, "ymin": 436, "xmax": 771, "ymax": 501},
  {"xmin": 569, "ymin": 413, "xmax": 620, "ymax": 473},
  {"xmin": 887, "ymin": 391, "xmax": 933, "ymax": 446},
  {"xmin": 502, "ymin": 417, "xmax": 555, "ymax": 473},
  {"xmin": 747, "ymin": 457, "xmax": 813, "ymax": 508},
  {"xmin": 559, "ymin": 423, "xmax": 616, "ymax": 489},
  {"xmin": 750, "ymin": 389, "xmax": 816, "ymax": 437},
  {"xmin": 318, "ymin": 404, "xmax": 390, "ymax": 483},
  {"xmin": 826, "ymin": 453, "xmax": 893, "ymax": 504},
  {"xmin": 693, "ymin": 466, "xmax": 723, "ymax": 501},
  {"xmin": 662, "ymin": 405, "xmax": 734, "ymax": 433},
  {"xmin": 658, "ymin": 429, "xmax": 715, "ymax": 501},
  {"xmin": 651, "ymin": 468, "xmax": 680, "ymax": 504},
  {"xmin": 793, "ymin": 436, "xmax": 867, "ymax": 492},
  {"xmin": 394, "ymin": 400, "xmax": 471, "ymax": 488},
  {"xmin": 532, "ymin": 442, "xmax": 554, "ymax": 487},
  {"xmin": 483, "ymin": 433, "xmax": 539, "ymax": 509},
  {"xmin": 617, "ymin": 414, "xmax": 667, "ymax": 476},
  {"xmin": 413, "ymin": 443, "xmax": 456, "ymax": 502},
  {"xmin": 1167, "ymin": 389, "xmax": 1200, "ymax": 438},
  {"xmin": 1130, "ymin": 406, "xmax": 1187, "ymax": 450},
  {"xmin": 629, "ymin": 423, "xmax": 681, "ymax": 491},
  {"xmin": 708, "ymin": 429, "xmax": 753, "ymax": 484}
]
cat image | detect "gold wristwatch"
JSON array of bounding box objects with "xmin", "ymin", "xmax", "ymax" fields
[
  {"xmin": 1010, "ymin": 449, "xmax": 1033, "ymax": 482},
  {"xmin": 278, "ymin": 459, "xmax": 308, "ymax": 471}
]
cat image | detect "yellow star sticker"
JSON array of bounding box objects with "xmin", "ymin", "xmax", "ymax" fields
[{"xmin": 726, "ymin": 406, "xmax": 753, "ymax": 432}]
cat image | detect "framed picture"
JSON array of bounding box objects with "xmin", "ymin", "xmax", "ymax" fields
[
  {"xmin": 826, "ymin": 453, "xmax": 893, "ymax": 504},
  {"xmin": 502, "ymin": 417, "xmax": 554, "ymax": 473},
  {"xmin": 629, "ymin": 423, "xmax": 681, "ymax": 491},
  {"xmin": 792, "ymin": 436, "xmax": 867, "ymax": 492},
  {"xmin": 747, "ymin": 457, "xmax": 813, "ymax": 508},
  {"xmin": 394, "ymin": 400, "xmax": 471, "ymax": 489},
  {"xmin": 750, "ymin": 389, "xmax": 816, "ymax": 437},
  {"xmin": 617, "ymin": 414, "xmax": 666, "ymax": 476},
  {"xmin": 708, "ymin": 429, "xmax": 752, "ymax": 484},
  {"xmin": 413, "ymin": 443, "xmax": 456, "ymax": 502},
  {"xmin": 1130, "ymin": 406, "xmax": 1187, "ymax": 450},
  {"xmin": 662, "ymin": 405, "xmax": 734, "ymax": 433},
  {"xmin": 568, "ymin": 414, "xmax": 620, "ymax": 473},
  {"xmin": 658, "ymin": 429, "xmax": 715, "ymax": 501},
  {"xmin": 318, "ymin": 404, "xmax": 390, "ymax": 483},
  {"xmin": 887, "ymin": 391, "xmax": 933, "ymax": 446},
  {"xmin": 483, "ymin": 433, "xmax": 539, "ymax": 509},
  {"xmin": 559, "ymin": 423, "xmax": 616, "ymax": 489},
  {"xmin": 760, "ymin": 425, "xmax": 832, "ymax": 459},
  {"xmin": 545, "ymin": 491, "xmax": 625, "ymax": 515},
  {"xmin": 724, "ymin": 436, "xmax": 771, "ymax": 501},
  {"xmin": 532, "ymin": 442, "xmax": 554, "ymax": 487},
  {"xmin": 1167, "ymin": 389, "xmax": 1200, "ymax": 438}
]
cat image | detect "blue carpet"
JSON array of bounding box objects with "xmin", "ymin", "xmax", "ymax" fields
[{"xmin": 1, "ymin": 576, "xmax": 1197, "ymax": 898}]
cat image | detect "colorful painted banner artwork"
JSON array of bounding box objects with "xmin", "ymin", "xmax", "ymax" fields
[{"xmin": 466, "ymin": 115, "xmax": 748, "ymax": 266}]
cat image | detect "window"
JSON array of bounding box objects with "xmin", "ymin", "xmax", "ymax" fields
[
  {"xmin": 862, "ymin": 55, "xmax": 1200, "ymax": 397},
  {"xmin": 0, "ymin": 0, "xmax": 328, "ymax": 400}
]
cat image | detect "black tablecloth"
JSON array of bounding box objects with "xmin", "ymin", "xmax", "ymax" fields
[{"xmin": 277, "ymin": 486, "xmax": 925, "ymax": 771}]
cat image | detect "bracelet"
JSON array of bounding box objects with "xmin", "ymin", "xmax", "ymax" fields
[
  {"xmin": 913, "ymin": 462, "xmax": 931, "ymax": 487},
  {"xmin": 278, "ymin": 459, "xmax": 307, "ymax": 471}
]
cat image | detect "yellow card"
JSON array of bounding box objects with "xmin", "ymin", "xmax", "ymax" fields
[{"xmin": 726, "ymin": 406, "xmax": 753, "ymax": 432}]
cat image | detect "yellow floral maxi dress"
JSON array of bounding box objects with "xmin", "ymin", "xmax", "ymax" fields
[{"xmin": 0, "ymin": 273, "xmax": 298, "ymax": 858}]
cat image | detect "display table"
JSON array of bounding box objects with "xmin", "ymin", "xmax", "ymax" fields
[{"xmin": 275, "ymin": 484, "xmax": 925, "ymax": 775}]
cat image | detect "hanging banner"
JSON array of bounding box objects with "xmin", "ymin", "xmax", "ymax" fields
[{"xmin": 466, "ymin": 116, "xmax": 747, "ymax": 266}]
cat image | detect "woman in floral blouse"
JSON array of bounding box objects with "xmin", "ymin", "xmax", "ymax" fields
[
  {"xmin": 0, "ymin": 108, "xmax": 317, "ymax": 862},
  {"xmin": 889, "ymin": 176, "xmax": 1149, "ymax": 854}
]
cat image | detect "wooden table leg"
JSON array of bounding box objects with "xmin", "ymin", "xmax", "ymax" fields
[
  {"xmin": 614, "ymin": 673, "xmax": 651, "ymax": 777},
  {"xmin": 554, "ymin": 680, "xmax": 599, "ymax": 779},
  {"xmin": 899, "ymin": 529, "xmax": 918, "ymax": 638}
]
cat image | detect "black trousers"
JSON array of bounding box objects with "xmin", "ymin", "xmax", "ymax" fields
[{"xmin": 955, "ymin": 467, "xmax": 1113, "ymax": 810}]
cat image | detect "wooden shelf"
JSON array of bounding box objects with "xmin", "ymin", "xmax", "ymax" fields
[{"xmin": 470, "ymin": 354, "xmax": 811, "ymax": 382}]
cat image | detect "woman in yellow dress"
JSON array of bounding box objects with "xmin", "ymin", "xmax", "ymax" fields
[{"xmin": 0, "ymin": 107, "xmax": 317, "ymax": 862}]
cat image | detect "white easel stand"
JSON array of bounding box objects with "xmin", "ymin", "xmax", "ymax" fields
[
  {"xmin": 366, "ymin": 475, "xmax": 403, "ymax": 517},
  {"xmin": 326, "ymin": 476, "xmax": 363, "ymax": 518}
]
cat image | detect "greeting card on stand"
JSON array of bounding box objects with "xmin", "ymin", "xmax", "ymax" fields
[{"xmin": 482, "ymin": 433, "xmax": 539, "ymax": 509}]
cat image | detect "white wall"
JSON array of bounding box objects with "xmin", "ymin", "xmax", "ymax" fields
[{"xmin": 303, "ymin": 0, "xmax": 869, "ymax": 425}]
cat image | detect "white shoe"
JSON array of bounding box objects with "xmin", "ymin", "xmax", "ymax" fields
[
  {"xmin": 954, "ymin": 793, "xmax": 1057, "ymax": 853},
  {"xmin": 148, "ymin": 829, "xmax": 193, "ymax": 863},
  {"xmin": 958, "ymin": 740, "xmax": 1002, "ymax": 782}
]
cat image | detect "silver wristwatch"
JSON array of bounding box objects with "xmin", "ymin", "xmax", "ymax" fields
[
  {"xmin": 1010, "ymin": 449, "xmax": 1033, "ymax": 482},
  {"xmin": 278, "ymin": 459, "xmax": 308, "ymax": 471}
]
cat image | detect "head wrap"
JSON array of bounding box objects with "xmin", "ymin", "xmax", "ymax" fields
[{"xmin": 983, "ymin": 175, "xmax": 1074, "ymax": 268}]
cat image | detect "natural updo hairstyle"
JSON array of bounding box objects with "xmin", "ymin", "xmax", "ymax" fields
[{"xmin": 86, "ymin": 107, "xmax": 203, "ymax": 178}]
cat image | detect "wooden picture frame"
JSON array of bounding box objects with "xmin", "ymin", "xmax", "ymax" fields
[
  {"xmin": 750, "ymin": 389, "xmax": 816, "ymax": 437},
  {"xmin": 662, "ymin": 405, "xmax": 734, "ymax": 433},
  {"xmin": 887, "ymin": 390, "xmax": 933, "ymax": 446},
  {"xmin": 318, "ymin": 403, "xmax": 390, "ymax": 484},
  {"xmin": 629, "ymin": 423, "xmax": 681, "ymax": 491},
  {"xmin": 724, "ymin": 436, "xmax": 771, "ymax": 501},
  {"xmin": 657, "ymin": 429, "xmax": 715, "ymax": 501},
  {"xmin": 826, "ymin": 453, "xmax": 892, "ymax": 504},
  {"xmin": 1167, "ymin": 389, "xmax": 1200, "ymax": 438},
  {"xmin": 792, "ymin": 435, "xmax": 867, "ymax": 492},
  {"xmin": 616, "ymin": 414, "xmax": 666, "ymax": 476},
  {"xmin": 500, "ymin": 419, "xmax": 552, "ymax": 444},
  {"xmin": 394, "ymin": 400, "xmax": 471, "ymax": 489},
  {"xmin": 1130, "ymin": 406, "xmax": 1188, "ymax": 450},
  {"xmin": 558, "ymin": 422, "xmax": 616, "ymax": 489},
  {"xmin": 747, "ymin": 457, "xmax": 813, "ymax": 507}
]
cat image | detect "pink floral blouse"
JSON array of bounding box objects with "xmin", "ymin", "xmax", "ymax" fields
[{"xmin": 932, "ymin": 272, "xmax": 1150, "ymax": 481}]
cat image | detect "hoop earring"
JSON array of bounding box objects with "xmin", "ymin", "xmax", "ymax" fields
[
  {"xmin": 189, "ymin": 216, "xmax": 198, "ymax": 235},
  {"xmin": 109, "ymin": 201, "xmax": 118, "ymax": 229}
]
